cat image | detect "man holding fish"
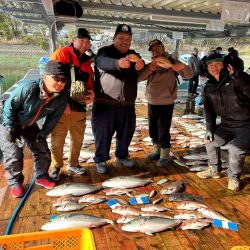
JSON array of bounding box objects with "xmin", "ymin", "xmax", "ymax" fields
[
  {"xmin": 138, "ymin": 39, "xmax": 193, "ymax": 167},
  {"xmin": 92, "ymin": 24, "xmax": 145, "ymax": 174}
]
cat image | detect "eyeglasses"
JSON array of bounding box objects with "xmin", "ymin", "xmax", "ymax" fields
[{"xmin": 50, "ymin": 75, "xmax": 67, "ymax": 83}]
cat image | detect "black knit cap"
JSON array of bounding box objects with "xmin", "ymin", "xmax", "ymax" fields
[
  {"xmin": 74, "ymin": 28, "xmax": 91, "ymax": 40},
  {"xmin": 44, "ymin": 60, "xmax": 67, "ymax": 76},
  {"xmin": 115, "ymin": 24, "xmax": 132, "ymax": 35},
  {"xmin": 206, "ymin": 53, "xmax": 224, "ymax": 65},
  {"xmin": 148, "ymin": 39, "xmax": 163, "ymax": 51}
]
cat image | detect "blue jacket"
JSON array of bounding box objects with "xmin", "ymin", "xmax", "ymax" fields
[{"xmin": 2, "ymin": 79, "xmax": 68, "ymax": 137}]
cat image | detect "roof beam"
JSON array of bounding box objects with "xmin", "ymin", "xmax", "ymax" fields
[
  {"xmin": 80, "ymin": 2, "xmax": 220, "ymax": 20},
  {"xmin": 7, "ymin": 0, "xmax": 42, "ymax": 3},
  {"xmin": 80, "ymin": 14, "xmax": 206, "ymax": 30},
  {"xmin": 0, "ymin": 6, "xmax": 42, "ymax": 14}
]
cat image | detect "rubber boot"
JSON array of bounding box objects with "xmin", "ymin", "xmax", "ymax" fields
[
  {"xmin": 157, "ymin": 148, "xmax": 171, "ymax": 167},
  {"xmin": 147, "ymin": 143, "xmax": 160, "ymax": 160}
]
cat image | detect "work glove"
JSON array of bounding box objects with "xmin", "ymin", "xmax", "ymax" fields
[
  {"xmin": 5, "ymin": 128, "xmax": 20, "ymax": 143},
  {"xmin": 204, "ymin": 130, "xmax": 214, "ymax": 142},
  {"xmin": 36, "ymin": 133, "xmax": 46, "ymax": 143}
]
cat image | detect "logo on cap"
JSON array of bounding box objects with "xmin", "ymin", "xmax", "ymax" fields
[{"xmin": 122, "ymin": 25, "xmax": 129, "ymax": 32}]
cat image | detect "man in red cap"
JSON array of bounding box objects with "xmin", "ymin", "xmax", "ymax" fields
[
  {"xmin": 92, "ymin": 24, "xmax": 145, "ymax": 174},
  {"xmin": 49, "ymin": 28, "xmax": 94, "ymax": 180},
  {"xmin": 197, "ymin": 53, "xmax": 250, "ymax": 191},
  {"xmin": 0, "ymin": 60, "xmax": 69, "ymax": 197}
]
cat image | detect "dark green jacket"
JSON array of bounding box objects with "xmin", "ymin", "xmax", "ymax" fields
[{"xmin": 2, "ymin": 79, "xmax": 68, "ymax": 137}]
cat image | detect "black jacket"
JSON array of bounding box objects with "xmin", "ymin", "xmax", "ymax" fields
[
  {"xmin": 94, "ymin": 44, "xmax": 140, "ymax": 106},
  {"xmin": 204, "ymin": 69, "xmax": 250, "ymax": 132}
]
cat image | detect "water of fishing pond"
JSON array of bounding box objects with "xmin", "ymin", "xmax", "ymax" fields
[{"xmin": 0, "ymin": 67, "xmax": 32, "ymax": 94}]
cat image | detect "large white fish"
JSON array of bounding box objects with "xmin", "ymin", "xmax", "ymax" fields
[
  {"xmin": 56, "ymin": 202, "xmax": 86, "ymax": 212},
  {"xmin": 41, "ymin": 213, "xmax": 114, "ymax": 231},
  {"xmin": 78, "ymin": 194, "xmax": 107, "ymax": 204},
  {"xmin": 103, "ymin": 188, "xmax": 135, "ymax": 197},
  {"xmin": 53, "ymin": 195, "xmax": 79, "ymax": 207},
  {"xmin": 121, "ymin": 216, "xmax": 181, "ymax": 235},
  {"xmin": 46, "ymin": 183, "xmax": 102, "ymax": 197},
  {"xmin": 198, "ymin": 207, "xmax": 231, "ymax": 222},
  {"xmin": 160, "ymin": 181, "xmax": 186, "ymax": 195},
  {"xmin": 102, "ymin": 176, "xmax": 152, "ymax": 188},
  {"xmin": 112, "ymin": 205, "xmax": 141, "ymax": 216},
  {"xmin": 177, "ymin": 201, "xmax": 207, "ymax": 211},
  {"xmin": 140, "ymin": 204, "xmax": 170, "ymax": 212}
]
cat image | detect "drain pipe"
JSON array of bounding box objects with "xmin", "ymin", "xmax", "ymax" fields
[{"xmin": 5, "ymin": 177, "xmax": 36, "ymax": 235}]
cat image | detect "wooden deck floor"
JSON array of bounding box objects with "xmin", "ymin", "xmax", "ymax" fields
[{"xmin": 0, "ymin": 104, "xmax": 249, "ymax": 250}]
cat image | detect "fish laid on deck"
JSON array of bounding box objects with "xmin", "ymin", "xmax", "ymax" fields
[
  {"xmin": 46, "ymin": 183, "xmax": 102, "ymax": 197},
  {"xmin": 160, "ymin": 181, "xmax": 186, "ymax": 194},
  {"xmin": 41, "ymin": 213, "xmax": 115, "ymax": 231},
  {"xmin": 102, "ymin": 176, "xmax": 152, "ymax": 188},
  {"xmin": 121, "ymin": 216, "xmax": 181, "ymax": 235},
  {"xmin": 180, "ymin": 218, "xmax": 212, "ymax": 230},
  {"xmin": 176, "ymin": 201, "xmax": 207, "ymax": 210}
]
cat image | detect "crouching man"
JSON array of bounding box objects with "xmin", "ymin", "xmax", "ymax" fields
[
  {"xmin": 196, "ymin": 54, "xmax": 250, "ymax": 191},
  {"xmin": 0, "ymin": 60, "xmax": 69, "ymax": 198}
]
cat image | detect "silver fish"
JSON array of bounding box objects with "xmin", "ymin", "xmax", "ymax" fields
[
  {"xmin": 121, "ymin": 216, "xmax": 181, "ymax": 235},
  {"xmin": 41, "ymin": 213, "xmax": 114, "ymax": 231},
  {"xmin": 53, "ymin": 195, "xmax": 79, "ymax": 207},
  {"xmin": 102, "ymin": 176, "xmax": 152, "ymax": 188},
  {"xmin": 56, "ymin": 202, "xmax": 86, "ymax": 212},
  {"xmin": 180, "ymin": 218, "xmax": 211, "ymax": 230},
  {"xmin": 112, "ymin": 205, "xmax": 141, "ymax": 216},
  {"xmin": 103, "ymin": 188, "xmax": 135, "ymax": 197},
  {"xmin": 177, "ymin": 201, "xmax": 207, "ymax": 211},
  {"xmin": 156, "ymin": 178, "xmax": 169, "ymax": 185},
  {"xmin": 46, "ymin": 183, "xmax": 102, "ymax": 197},
  {"xmin": 160, "ymin": 181, "xmax": 186, "ymax": 195},
  {"xmin": 140, "ymin": 204, "xmax": 170, "ymax": 212},
  {"xmin": 78, "ymin": 194, "xmax": 107, "ymax": 204},
  {"xmin": 197, "ymin": 207, "xmax": 231, "ymax": 222},
  {"xmin": 169, "ymin": 193, "xmax": 203, "ymax": 202}
]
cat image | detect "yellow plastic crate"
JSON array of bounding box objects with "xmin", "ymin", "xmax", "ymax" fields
[{"xmin": 0, "ymin": 228, "xmax": 96, "ymax": 250}]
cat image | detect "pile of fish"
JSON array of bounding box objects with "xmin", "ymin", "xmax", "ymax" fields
[
  {"xmin": 41, "ymin": 115, "xmax": 232, "ymax": 235},
  {"xmin": 41, "ymin": 175, "xmax": 233, "ymax": 235}
]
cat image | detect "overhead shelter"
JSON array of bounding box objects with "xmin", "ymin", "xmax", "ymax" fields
[{"xmin": 0, "ymin": 0, "xmax": 250, "ymax": 50}]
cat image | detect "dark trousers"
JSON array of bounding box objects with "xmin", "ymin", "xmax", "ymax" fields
[
  {"xmin": 148, "ymin": 104, "xmax": 174, "ymax": 148},
  {"xmin": 188, "ymin": 75, "xmax": 199, "ymax": 94},
  {"xmin": 92, "ymin": 103, "xmax": 136, "ymax": 163},
  {"xmin": 0, "ymin": 123, "xmax": 51, "ymax": 186},
  {"xmin": 206, "ymin": 124, "xmax": 250, "ymax": 180}
]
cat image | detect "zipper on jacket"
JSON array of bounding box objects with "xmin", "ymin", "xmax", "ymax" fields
[{"xmin": 28, "ymin": 97, "xmax": 52, "ymax": 126}]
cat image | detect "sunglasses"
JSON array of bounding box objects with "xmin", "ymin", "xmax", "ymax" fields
[{"xmin": 50, "ymin": 75, "xmax": 67, "ymax": 83}]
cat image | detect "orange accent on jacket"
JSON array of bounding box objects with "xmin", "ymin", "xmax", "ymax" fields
[{"xmin": 50, "ymin": 45, "xmax": 94, "ymax": 90}]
